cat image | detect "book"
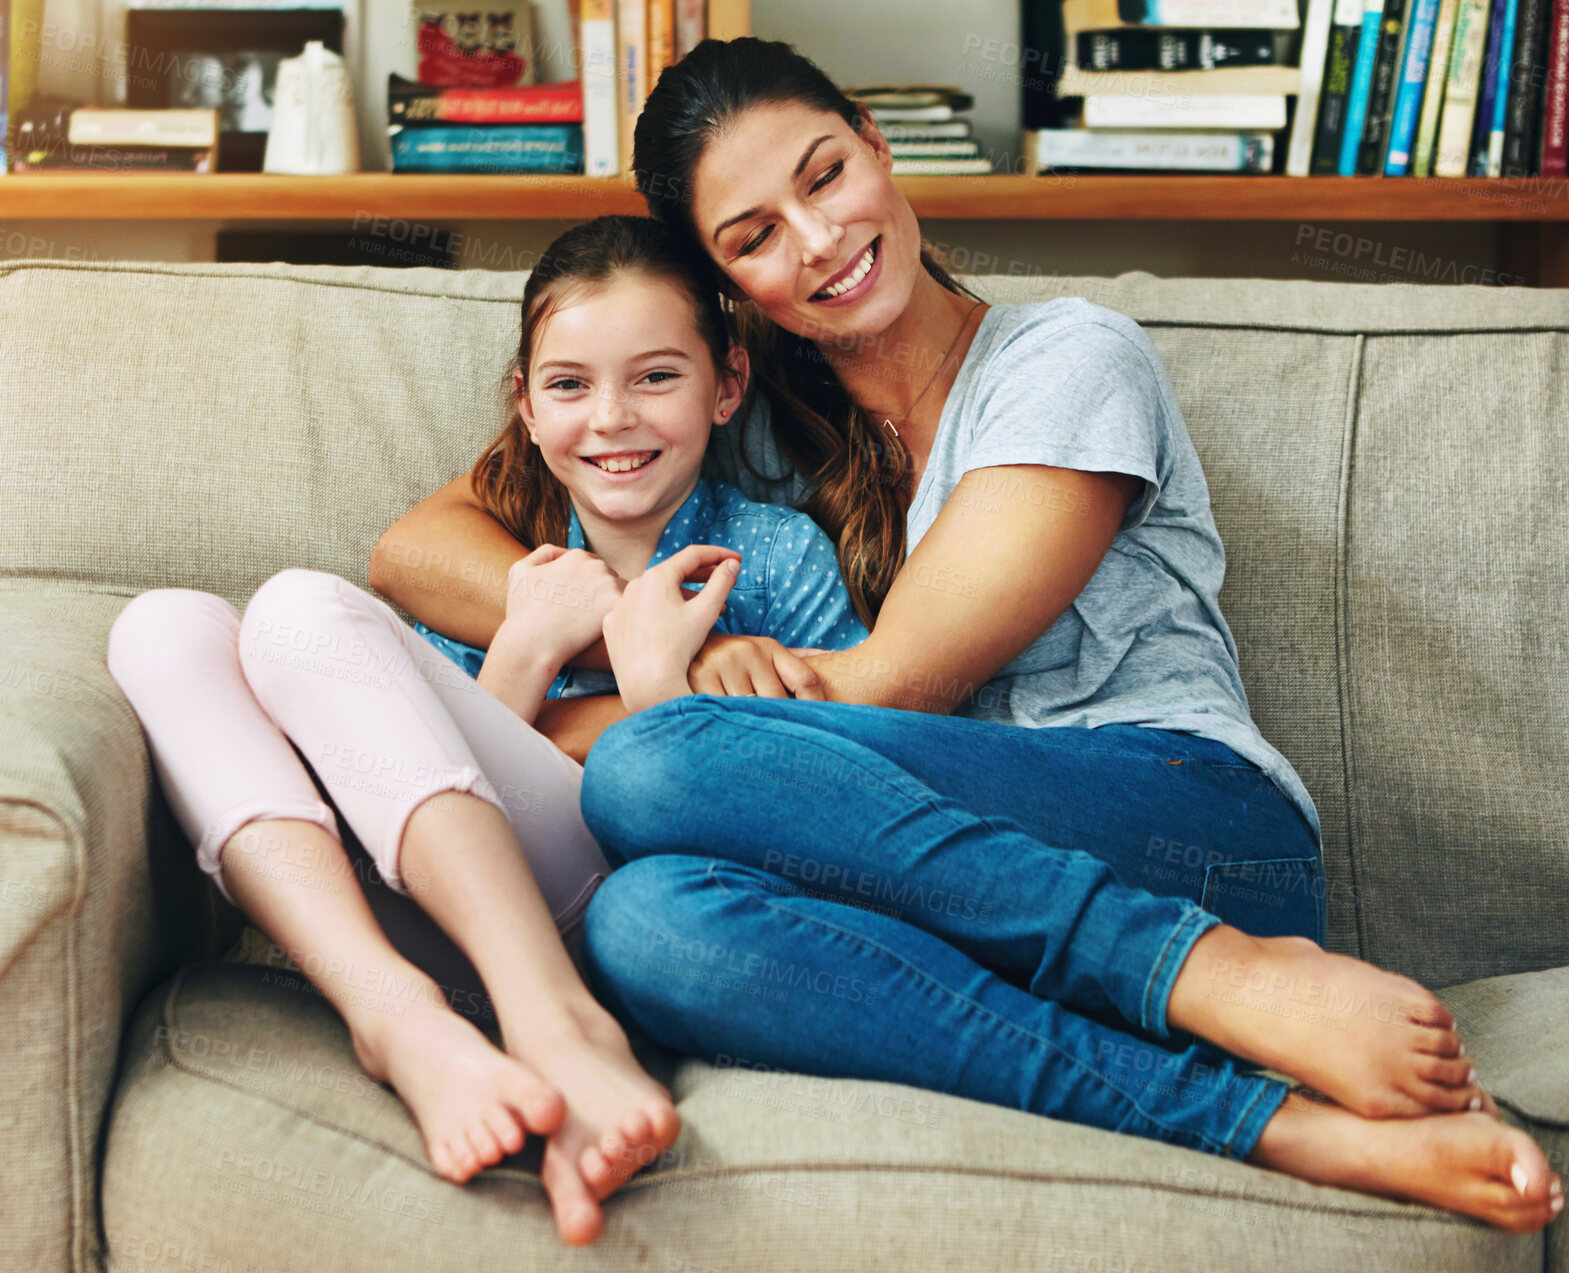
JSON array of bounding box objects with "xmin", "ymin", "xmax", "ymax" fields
[
  {"xmin": 869, "ymin": 105, "xmax": 962, "ymax": 122},
  {"xmin": 416, "ymin": 5, "xmax": 535, "ymax": 88},
  {"xmin": 1057, "ymin": 63, "xmax": 1302, "ymax": 95},
  {"xmin": 1030, "ymin": 127, "xmax": 1275, "ymax": 170},
  {"xmin": 888, "ymin": 139, "xmax": 984, "ymax": 157},
  {"xmin": 387, "ymin": 75, "xmax": 584, "ymax": 126},
  {"xmin": 388, "ymin": 123, "xmax": 584, "ymax": 172},
  {"xmin": 1061, "ymin": 0, "xmax": 1300, "ymax": 29},
  {"xmin": 1338, "ymin": 0, "xmax": 1395, "ymax": 174},
  {"xmin": 616, "ymin": 0, "xmax": 647, "ymax": 175},
  {"xmin": 1541, "ymin": 0, "xmax": 1569, "ymax": 174},
  {"xmin": 675, "ymin": 0, "xmax": 706, "ymax": 59},
  {"xmin": 1360, "ymin": 0, "xmax": 1415, "ymax": 171},
  {"xmin": 12, "ymin": 142, "xmax": 218, "ymax": 173},
  {"xmin": 1434, "ymin": 0, "xmax": 1494, "ymax": 173},
  {"xmin": 886, "ymin": 157, "xmax": 994, "ymax": 174},
  {"xmin": 878, "ymin": 120, "xmax": 974, "ymax": 140},
  {"xmin": 1467, "ymin": 0, "xmax": 1512, "ymax": 172},
  {"xmin": 1080, "ymin": 93, "xmax": 1289, "ymax": 127},
  {"xmin": 1073, "ymin": 29, "xmax": 1293, "ymax": 70},
  {"xmin": 1288, "ymin": 0, "xmax": 1339, "ymax": 176},
  {"xmin": 649, "ymin": 0, "xmax": 676, "ymax": 88},
  {"xmin": 1412, "ymin": 0, "xmax": 1463, "ymax": 175},
  {"xmin": 1481, "ymin": 0, "xmax": 1521, "ymax": 173},
  {"xmin": 1502, "ymin": 0, "xmax": 1552, "ymax": 173},
  {"xmin": 581, "ymin": 0, "xmax": 619, "ymax": 176},
  {"xmin": 848, "ymin": 87, "xmax": 976, "ymax": 110},
  {"xmin": 1383, "ymin": 0, "xmax": 1442, "ymax": 173},
  {"xmin": 67, "ymin": 108, "xmax": 219, "ymax": 148},
  {"xmin": 1311, "ymin": 0, "xmax": 1372, "ymax": 174}
]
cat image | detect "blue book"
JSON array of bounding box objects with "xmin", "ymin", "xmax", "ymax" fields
[
  {"xmin": 1474, "ymin": 0, "xmax": 1512, "ymax": 172},
  {"xmin": 1383, "ymin": 0, "xmax": 1442, "ymax": 173},
  {"xmin": 389, "ymin": 124, "xmax": 584, "ymax": 174},
  {"xmin": 1483, "ymin": 0, "xmax": 1522, "ymax": 172},
  {"xmin": 1340, "ymin": 2, "xmax": 1389, "ymax": 173},
  {"xmin": 1469, "ymin": 0, "xmax": 1514, "ymax": 172}
]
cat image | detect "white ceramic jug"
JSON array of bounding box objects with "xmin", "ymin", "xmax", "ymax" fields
[{"xmin": 263, "ymin": 41, "xmax": 360, "ymax": 175}]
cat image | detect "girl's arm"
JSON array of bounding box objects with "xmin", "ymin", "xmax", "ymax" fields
[
  {"xmin": 802, "ymin": 464, "xmax": 1142, "ymax": 711},
  {"xmin": 368, "ymin": 473, "xmax": 613, "ymax": 671}
]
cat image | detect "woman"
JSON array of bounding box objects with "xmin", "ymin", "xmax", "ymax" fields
[{"xmin": 375, "ymin": 39, "xmax": 1562, "ymax": 1232}]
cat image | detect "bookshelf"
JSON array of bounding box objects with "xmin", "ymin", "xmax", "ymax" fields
[
  {"xmin": 0, "ymin": 173, "xmax": 1564, "ymax": 222},
  {"xmin": 3, "ymin": 0, "xmax": 1564, "ymax": 282}
]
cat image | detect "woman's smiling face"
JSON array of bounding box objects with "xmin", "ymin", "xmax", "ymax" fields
[{"xmin": 690, "ymin": 100, "xmax": 924, "ymax": 349}]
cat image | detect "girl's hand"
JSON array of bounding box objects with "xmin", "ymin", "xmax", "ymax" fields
[
  {"xmin": 687, "ymin": 633, "xmax": 827, "ymax": 701},
  {"xmin": 603, "ymin": 544, "xmax": 742, "ymax": 712},
  {"xmin": 502, "ymin": 544, "xmax": 625, "ymax": 669}
]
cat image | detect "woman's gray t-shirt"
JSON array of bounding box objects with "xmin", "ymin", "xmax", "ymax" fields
[{"xmin": 704, "ymin": 297, "xmax": 1321, "ymax": 845}]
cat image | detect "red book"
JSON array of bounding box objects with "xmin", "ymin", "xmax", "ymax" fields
[
  {"xmin": 1542, "ymin": 0, "xmax": 1569, "ymax": 175},
  {"xmin": 387, "ymin": 74, "xmax": 584, "ymax": 126}
]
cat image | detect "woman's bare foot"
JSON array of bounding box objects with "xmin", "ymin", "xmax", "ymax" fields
[
  {"xmin": 506, "ymin": 1004, "xmax": 682, "ymax": 1246},
  {"xmin": 1251, "ymin": 1090, "xmax": 1563, "ymax": 1232},
  {"xmin": 1167, "ymin": 928, "xmax": 1482, "ymax": 1118},
  {"xmin": 348, "ymin": 984, "xmax": 566, "ymax": 1184}
]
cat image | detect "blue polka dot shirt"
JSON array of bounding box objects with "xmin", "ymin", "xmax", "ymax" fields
[{"xmin": 412, "ymin": 476, "xmax": 869, "ymax": 699}]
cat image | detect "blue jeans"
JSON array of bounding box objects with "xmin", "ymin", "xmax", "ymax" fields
[{"xmin": 578, "ymin": 695, "xmax": 1324, "ymax": 1161}]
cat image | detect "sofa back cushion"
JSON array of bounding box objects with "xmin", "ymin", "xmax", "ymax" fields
[{"xmin": 4, "ymin": 260, "xmax": 1565, "ymax": 988}]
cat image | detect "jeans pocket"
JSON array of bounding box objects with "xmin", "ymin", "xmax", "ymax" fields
[{"xmin": 1200, "ymin": 856, "xmax": 1325, "ymax": 944}]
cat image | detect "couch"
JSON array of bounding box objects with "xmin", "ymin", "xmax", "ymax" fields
[{"xmin": 2, "ymin": 257, "xmax": 1566, "ymax": 1273}]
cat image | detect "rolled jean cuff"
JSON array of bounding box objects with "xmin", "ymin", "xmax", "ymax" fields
[
  {"xmin": 196, "ymin": 797, "xmax": 342, "ymax": 907},
  {"xmin": 1222, "ymin": 1074, "xmax": 1293, "ymax": 1163},
  {"xmin": 1141, "ymin": 902, "xmax": 1223, "ymax": 1039}
]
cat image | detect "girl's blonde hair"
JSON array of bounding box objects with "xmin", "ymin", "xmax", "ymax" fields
[
  {"xmin": 469, "ymin": 214, "xmax": 732, "ymax": 552},
  {"xmin": 632, "ymin": 36, "xmax": 979, "ymax": 628}
]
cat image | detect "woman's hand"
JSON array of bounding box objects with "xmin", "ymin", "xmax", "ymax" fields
[
  {"xmin": 687, "ymin": 633, "xmax": 828, "ymax": 700},
  {"xmin": 603, "ymin": 544, "xmax": 742, "ymax": 712},
  {"xmin": 501, "ymin": 544, "xmax": 625, "ymax": 670}
]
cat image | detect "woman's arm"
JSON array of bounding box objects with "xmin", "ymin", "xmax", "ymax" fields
[
  {"xmin": 803, "ymin": 463, "xmax": 1142, "ymax": 711},
  {"xmin": 368, "ymin": 473, "xmax": 612, "ymax": 670}
]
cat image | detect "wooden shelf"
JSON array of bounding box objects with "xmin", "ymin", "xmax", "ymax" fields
[{"xmin": 1, "ymin": 173, "xmax": 1566, "ymax": 222}]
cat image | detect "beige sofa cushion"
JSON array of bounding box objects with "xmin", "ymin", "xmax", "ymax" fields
[{"xmin": 101, "ymin": 958, "xmax": 1554, "ymax": 1273}]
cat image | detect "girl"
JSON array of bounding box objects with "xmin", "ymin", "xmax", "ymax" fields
[
  {"xmin": 105, "ymin": 213, "xmax": 869, "ymax": 1248},
  {"xmin": 377, "ymin": 40, "xmax": 1563, "ymax": 1233}
]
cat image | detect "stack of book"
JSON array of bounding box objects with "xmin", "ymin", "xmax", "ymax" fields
[
  {"xmin": 1030, "ymin": 0, "xmax": 1303, "ymax": 175},
  {"xmin": 387, "ymin": 74, "xmax": 585, "ymax": 173},
  {"xmin": 848, "ymin": 86, "xmax": 994, "ymax": 174},
  {"xmin": 11, "ymin": 104, "xmax": 220, "ymax": 174},
  {"xmin": 1294, "ymin": 0, "xmax": 1567, "ymax": 178}
]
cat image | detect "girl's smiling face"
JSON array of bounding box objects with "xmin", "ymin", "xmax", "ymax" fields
[
  {"xmin": 517, "ymin": 269, "xmax": 745, "ymax": 534},
  {"xmin": 690, "ymin": 101, "xmax": 925, "ymax": 350}
]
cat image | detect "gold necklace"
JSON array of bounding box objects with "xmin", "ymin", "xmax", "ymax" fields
[{"xmin": 874, "ymin": 298, "xmax": 985, "ymax": 445}]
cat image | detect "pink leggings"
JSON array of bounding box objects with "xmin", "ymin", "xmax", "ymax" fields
[{"xmin": 106, "ymin": 568, "xmax": 611, "ymax": 943}]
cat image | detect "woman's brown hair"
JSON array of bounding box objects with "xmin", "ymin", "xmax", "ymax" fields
[
  {"xmin": 632, "ymin": 36, "xmax": 979, "ymax": 628},
  {"xmin": 469, "ymin": 213, "xmax": 732, "ymax": 552}
]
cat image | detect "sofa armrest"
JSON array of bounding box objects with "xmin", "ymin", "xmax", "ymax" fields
[{"xmin": 0, "ymin": 584, "xmax": 227, "ymax": 1273}]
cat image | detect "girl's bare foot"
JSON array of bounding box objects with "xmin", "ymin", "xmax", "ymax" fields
[
  {"xmin": 1251, "ymin": 1090, "xmax": 1563, "ymax": 1232},
  {"xmin": 507, "ymin": 1005, "xmax": 682, "ymax": 1246},
  {"xmin": 348, "ymin": 986, "xmax": 566, "ymax": 1184},
  {"xmin": 1167, "ymin": 928, "xmax": 1482, "ymax": 1118}
]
